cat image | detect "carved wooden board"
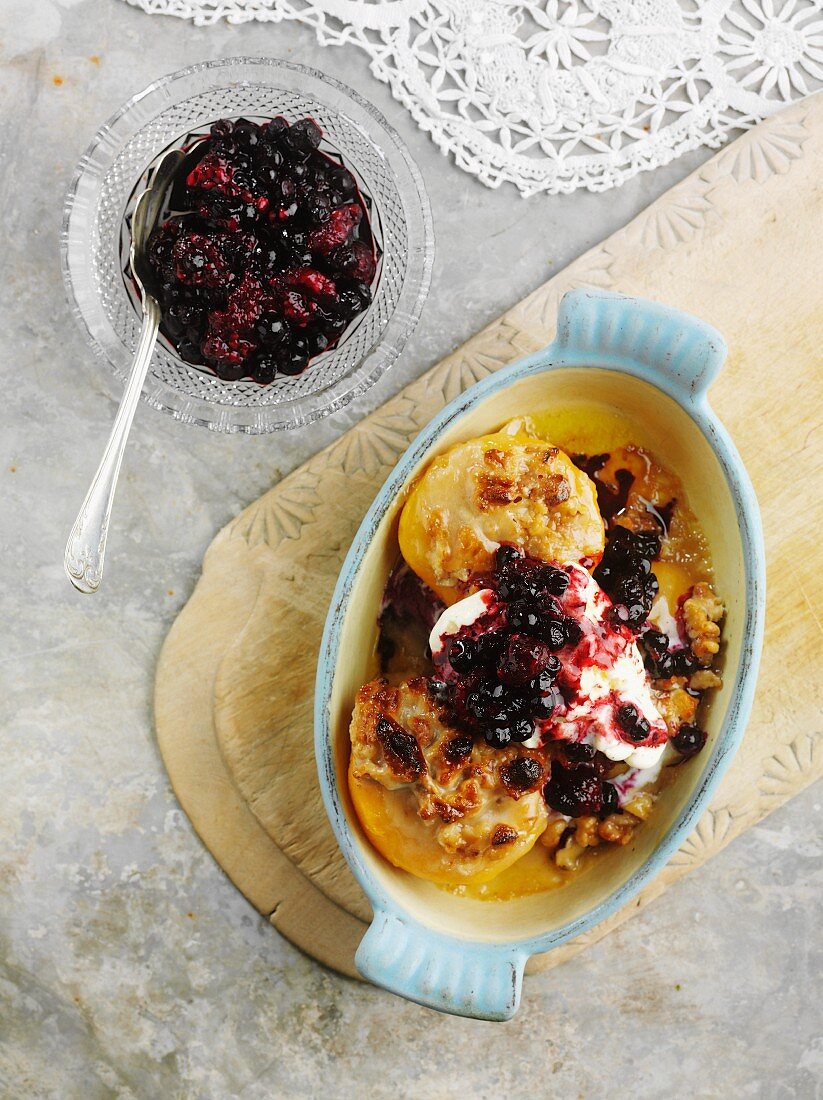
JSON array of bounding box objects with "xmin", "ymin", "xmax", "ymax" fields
[{"xmin": 155, "ymin": 95, "xmax": 823, "ymax": 981}]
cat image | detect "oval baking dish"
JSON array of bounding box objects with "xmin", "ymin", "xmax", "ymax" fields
[{"xmin": 314, "ymin": 288, "xmax": 765, "ymax": 1021}]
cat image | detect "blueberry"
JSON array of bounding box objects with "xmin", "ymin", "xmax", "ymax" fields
[
  {"xmin": 215, "ymin": 361, "xmax": 246, "ymax": 381},
  {"xmin": 543, "ymin": 761, "xmax": 604, "ymax": 816},
  {"xmin": 210, "ymin": 119, "xmax": 234, "ymax": 140},
  {"xmin": 531, "ymin": 689, "xmax": 559, "ymax": 719},
  {"xmin": 508, "ymin": 717, "xmax": 535, "ymax": 743},
  {"xmin": 466, "ymin": 687, "xmax": 491, "ymax": 719},
  {"xmin": 485, "ymin": 726, "xmax": 513, "ymax": 749},
  {"xmin": 600, "ymin": 782, "xmax": 619, "ymax": 817},
  {"xmin": 473, "ymin": 632, "xmax": 505, "ymax": 665},
  {"xmin": 263, "ymin": 117, "xmax": 290, "ymax": 141},
  {"xmin": 495, "ymin": 545, "xmax": 522, "ymax": 571},
  {"xmin": 233, "ymin": 119, "xmax": 261, "ymax": 149},
  {"xmin": 289, "ymin": 118, "xmax": 323, "ymax": 154},
  {"xmin": 177, "ymin": 338, "xmax": 204, "ymax": 365},
  {"xmin": 616, "ymin": 703, "xmax": 651, "ymax": 742},
  {"xmin": 542, "ymin": 622, "xmax": 567, "ymax": 651},
  {"xmin": 255, "ymin": 313, "xmax": 288, "ymax": 349},
  {"xmin": 507, "ymin": 601, "xmax": 541, "ymax": 633},
  {"xmin": 529, "ymin": 658, "xmax": 560, "ymax": 696},
  {"xmin": 336, "ymin": 279, "xmax": 372, "ymax": 321},
  {"xmin": 428, "ymin": 679, "xmax": 450, "ymax": 704},
  {"xmin": 671, "ymin": 723, "xmax": 707, "ymax": 758},
  {"xmin": 448, "ymin": 637, "xmax": 477, "ymax": 674},
  {"xmin": 307, "ymin": 330, "xmax": 331, "ymax": 356},
  {"xmin": 250, "ymin": 353, "xmax": 278, "ymax": 385}
]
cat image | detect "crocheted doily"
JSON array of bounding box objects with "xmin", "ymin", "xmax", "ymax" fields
[{"xmin": 123, "ymin": 0, "xmax": 823, "ymax": 194}]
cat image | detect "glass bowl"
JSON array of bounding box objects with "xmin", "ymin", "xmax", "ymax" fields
[{"xmin": 61, "ymin": 57, "xmax": 434, "ymax": 433}]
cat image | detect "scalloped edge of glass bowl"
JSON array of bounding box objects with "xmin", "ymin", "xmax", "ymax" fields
[{"xmin": 60, "ymin": 56, "xmax": 435, "ymax": 434}]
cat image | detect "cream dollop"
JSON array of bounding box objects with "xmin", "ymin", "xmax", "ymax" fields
[{"xmin": 428, "ymin": 589, "xmax": 496, "ymax": 660}]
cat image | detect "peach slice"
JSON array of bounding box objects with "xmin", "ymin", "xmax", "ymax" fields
[{"xmin": 398, "ymin": 425, "xmax": 604, "ymax": 604}]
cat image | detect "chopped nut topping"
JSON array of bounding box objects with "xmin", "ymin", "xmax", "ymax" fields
[
  {"xmin": 683, "ymin": 582, "xmax": 724, "ymax": 667},
  {"xmin": 555, "ymin": 837, "xmax": 585, "ymax": 870},
  {"xmin": 624, "ymin": 791, "xmax": 655, "ymax": 821},
  {"xmin": 598, "ymin": 813, "xmax": 638, "ymax": 845},
  {"xmin": 540, "ymin": 819, "xmax": 569, "ymax": 851},
  {"xmin": 689, "ymin": 669, "xmax": 723, "ymax": 691},
  {"xmin": 574, "ymin": 815, "xmax": 602, "ymax": 848}
]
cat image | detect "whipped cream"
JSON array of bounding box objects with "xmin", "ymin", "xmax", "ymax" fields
[
  {"xmin": 427, "ymin": 566, "xmax": 668, "ymax": 769},
  {"xmin": 546, "ymin": 565, "xmax": 668, "ymax": 769},
  {"xmin": 610, "ymin": 760, "xmax": 663, "ymax": 806},
  {"xmin": 429, "ymin": 589, "xmax": 496, "ymax": 660}
]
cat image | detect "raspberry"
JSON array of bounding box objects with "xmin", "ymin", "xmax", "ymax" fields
[
  {"xmin": 285, "ymin": 266, "xmax": 338, "ymax": 302},
  {"xmin": 307, "ymin": 203, "xmax": 362, "ymax": 255},
  {"xmin": 206, "ymin": 272, "xmax": 265, "ymax": 341},
  {"xmin": 202, "ymin": 334, "xmax": 255, "ymax": 369},
  {"xmin": 280, "ymin": 288, "xmax": 318, "ymax": 328}
]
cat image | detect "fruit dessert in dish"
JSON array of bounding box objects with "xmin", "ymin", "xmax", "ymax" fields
[
  {"xmin": 146, "ymin": 116, "xmax": 377, "ymax": 384},
  {"xmin": 348, "ymin": 415, "xmax": 725, "ymax": 899}
]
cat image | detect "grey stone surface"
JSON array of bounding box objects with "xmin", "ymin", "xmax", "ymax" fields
[{"xmin": 0, "ymin": 3, "xmax": 820, "ymax": 1097}]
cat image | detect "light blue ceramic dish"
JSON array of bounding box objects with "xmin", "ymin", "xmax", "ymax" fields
[{"xmin": 314, "ymin": 289, "xmax": 765, "ymax": 1021}]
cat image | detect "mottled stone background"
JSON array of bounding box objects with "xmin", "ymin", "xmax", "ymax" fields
[{"xmin": 1, "ymin": 2, "xmax": 820, "ymax": 1097}]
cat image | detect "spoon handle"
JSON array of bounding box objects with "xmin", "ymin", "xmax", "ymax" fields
[{"xmin": 64, "ymin": 296, "xmax": 161, "ymax": 594}]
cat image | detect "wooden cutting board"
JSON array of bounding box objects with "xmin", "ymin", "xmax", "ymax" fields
[{"xmin": 155, "ymin": 94, "xmax": 823, "ymax": 981}]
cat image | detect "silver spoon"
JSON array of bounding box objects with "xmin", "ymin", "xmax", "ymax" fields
[{"xmin": 64, "ymin": 144, "xmax": 196, "ymax": 594}]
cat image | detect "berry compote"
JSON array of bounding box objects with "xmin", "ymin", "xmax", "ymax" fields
[{"xmin": 146, "ymin": 116, "xmax": 378, "ymax": 383}]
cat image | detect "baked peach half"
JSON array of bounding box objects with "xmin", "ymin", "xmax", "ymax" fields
[
  {"xmin": 348, "ymin": 677, "xmax": 549, "ymax": 885},
  {"xmin": 398, "ymin": 420, "xmax": 605, "ymax": 604}
]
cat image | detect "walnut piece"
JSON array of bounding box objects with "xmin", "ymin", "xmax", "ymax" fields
[
  {"xmin": 574, "ymin": 815, "xmax": 602, "ymax": 848},
  {"xmin": 540, "ymin": 818, "xmax": 569, "ymax": 851},
  {"xmin": 624, "ymin": 791, "xmax": 655, "ymax": 821},
  {"xmin": 683, "ymin": 581, "xmax": 724, "ymax": 667},
  {"xmin": 653, "ymin": 675, "xmax": 699, "ymax": 735},
  {"xmin": 555, "ymin": 837, "xmax": 585, "ymax": 870},
  {"xmin": 689, "ymin": 669, "xmax": 723, "ymax": 691},
  {"xmin": 598, "ymin": 813, "xmax": 638, "ymax": 845}
]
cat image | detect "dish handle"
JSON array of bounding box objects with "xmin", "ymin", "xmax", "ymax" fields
[
  {"xmin": 355, "ymin": 908, "xmax": 527, "ymax": 1021},
  {"xmin": 554, "ymin": 289, "xmax": 728, "ymax": 403}
]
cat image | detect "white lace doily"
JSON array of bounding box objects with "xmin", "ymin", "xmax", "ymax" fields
[{"xmin": 123, "ymin": 0, "xmax": 823, "ymax": 195}]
